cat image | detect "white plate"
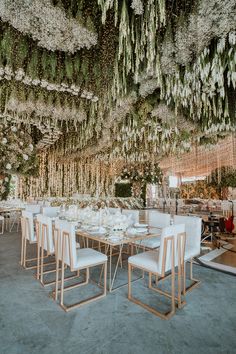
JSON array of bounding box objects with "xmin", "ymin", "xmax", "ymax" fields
[
  {"xmin": 88, "ymin": 230, "xmax": 106, "ymax": 235},
  {"xmin": 134, "ymin": 223, "xmax": 148, "ymax": 228},
  {"xmin": 109, "ymin": 237, "xmax": 122, "ymax": 243}
]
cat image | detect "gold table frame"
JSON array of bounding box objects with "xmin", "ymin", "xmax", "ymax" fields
[{"xmin": 76, "ymin": 229, "xmax": 161, "ymax": 292}]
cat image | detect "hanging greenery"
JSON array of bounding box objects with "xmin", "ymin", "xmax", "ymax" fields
[
  {"xmin": 120, "ymin": 162, "xmax": 163, "ymax": 185},
  {"xmin": 0, "ymin": 0, "xmax": 235, "ymax": 199},
  {"xmin": 0, "ymin": 174, "xmax": 11, "ymax": 200},
  {"xmin": 208, "ymin": 166, "xmax": 236, "ymax": 191},
  {"xmin": 0, "ymin": 120, "xmax": 38, "ymax": 175}
]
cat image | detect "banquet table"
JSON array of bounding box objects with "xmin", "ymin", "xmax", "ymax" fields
[{"xmin": 76, "ymin": 228, "xmax": 161, "ymax": 292}]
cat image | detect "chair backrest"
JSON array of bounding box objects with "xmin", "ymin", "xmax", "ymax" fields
[
  {"xmin": 36, "ymin": 214, "xmax": 54, "ymax": 253},
  {"xmin": 148, "ymin": 211, "xmax": 171, "ymax": 229},
  {"xmin": 21, "ymin": 210, "xmax": 36, "ymax": 242},
  {"xmin": 158, "ymin": 224, "xmax": 185, "ymax": 276},
  {"xmin": 122, "ymin": 209, "xmax": 139, "ymax": 223},
  {"xmin": 109, "ymin": 207, "xmax": 121, "ymax": 214},
  {"xmin": 42, "ymin": 206, "xmax": 60, "ymax": 218},
  {"xmin": 54, "ymin": 219, "xmax": 77, "ymax": 269},
  {"xmin": 173, "ymin": 215, "xmax": 201, "ymax": 258},
  {"xmin": 24, "ymin": 204, "xmax": 41, "ymax": 214}
]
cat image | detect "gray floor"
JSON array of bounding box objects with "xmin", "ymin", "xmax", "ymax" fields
[{"xmin": 1, "ymin": 232, "xmax": 236, "ymax": 354}]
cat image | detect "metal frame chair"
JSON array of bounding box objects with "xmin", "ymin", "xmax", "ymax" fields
[
  {"xmin": 54, "ymin": 220, "xmax": 107, "ymax": 312},
  {"xmin": 128, "ymin": 224, "xmax": 186, "ymax": 319}
]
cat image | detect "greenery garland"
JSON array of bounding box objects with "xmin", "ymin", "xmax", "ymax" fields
[
  {"xmin": 0, "ymin": 174, "xmax": 11, "ymax": 200},
  {"xmin": 208, "ymin": 166, "xmax": 236, "ymax": 190},
  {"xmin": 120, "ymin": 162, "xmax": 163, "ymax": 184}
]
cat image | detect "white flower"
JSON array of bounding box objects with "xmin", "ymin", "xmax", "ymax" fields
[
  {"xmin": 4, "ymin": 177, "xmax": 9, "ymax": 182},
  {"xmin": 2, "ymin": 138, "xmax": 7, "ymax": 144},
  {"xmin": 23, "ymin": 154, "xmax": 29, "ymax": 161},
  {"xmin": 131, "ymin": 0, "xmax": 144, "ymax": 15},
  {"xmin": 29, "ymin": 144, "xmax": 34, "ymax": 151},
  {"xmin": 6, "ymin": 163, "xmax": 12, "ymax": 170},
  {"xmin": 11, "ymin": 126, "xmax": 17, "ymax": 132},
  {"xmin": 19, "ymin": 141, "xmax": 24, "ymax": 146},
  {"xmin": 0, "ymin": 0, "xmax": 97, "ymax": 53}
]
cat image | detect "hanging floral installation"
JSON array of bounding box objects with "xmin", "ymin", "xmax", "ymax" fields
[
  {"xmin": 0, "ymin": 0, "xmax": 235, "ymax": 199},
  {"xmin": 0, "ymin": 119, "xmax": 38, "ymax": 199},
  {"xmin": 120, "ymin": 162, "xmax": 163, "ymax": 185},
  {"xmin": 207, "ymin": 166, "xmax": 236, "ymax": 199},
  {"xmin": 0, "ymin": 0, "xmax": 97, "ymax": 52},
  {"xmin": 0, "ymin": 173, "xmax": 11, "ymax": 200}
]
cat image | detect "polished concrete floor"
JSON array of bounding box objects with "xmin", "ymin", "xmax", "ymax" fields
[{"xmin": 1, "ymin": 232, "xmax": 236, "ymax": 354}]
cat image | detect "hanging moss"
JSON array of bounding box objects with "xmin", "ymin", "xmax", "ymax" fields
[
  {"xmin": 14, "ymin": 37, "xmax": 29, "ymax": 69},
  {"xmin": 1, "ymin": 28, "xmax": 14, "ymax": 67},
  {"xmin": 48, "ymin": 52, "xmax": 57, "ymax": 81},
  {"xmin": 65, "ymin": 55, "xmax": 74, "ymax": 81},
  {"xmin": 27, "ymin": 48, "xmax": 39, "ymax": 79}
]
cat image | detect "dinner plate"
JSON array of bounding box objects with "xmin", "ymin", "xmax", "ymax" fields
[
  {"xmin": 108, "ymin": 236, "xmax": 122, "ymax": 243},
  {"xmin": 88, "ymin": 230, "xmax": 106, "ymax": 235},
  {"xmin": 134, "ymin": 223, "xmax": 149, "ymax": 228}
]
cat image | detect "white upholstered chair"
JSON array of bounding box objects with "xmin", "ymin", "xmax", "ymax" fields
[
  {"xmin": 36, "ymin": 214, "xmax": 56, "ymax": 285},
  {"xmin": 128, "ymin": 224, "xmax": 186, "ymax": 319},
  {"xmin": 135, "ymin": 211, "xmax": 171, "ymax": 250},
  {"xmin": 20, "ymin": 210, "xmax": 38, "ymax": 269},
  {"xmin": 0, "ymin": 215, "xmax": 4, "ymax": 234},
  {"xmin": 24, "ymin": 204, "xmax": 41, "ymax": 214},
  {"xmin": 54, "ymin": 219, "xmax": 107, "ymax": 312},
  {"xmin": 174, "ymin": 215, "xmax": 202, "ymax": 292},
  {"xmin": 42, "ymin": 206, "xmax": 60, "ymax": 218},
  {"xmin": 122, "ymin": 209, "xmax": 139, "ymax": 223},
  {"xmin": 108, "ymin": 207, "xmax": 121, "ymax": 214}
]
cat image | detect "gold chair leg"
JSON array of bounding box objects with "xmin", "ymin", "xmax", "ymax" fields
[
  {"xmin": 20, "ymin": 235, "xmax": 24, "ymax": 266},
  {"xmin": 23, "ymin": 237, "xmax": 27, "ymax": 268},
  {"xmin": 103, "ymin": 262, "xmax": 107, "ymax": 296},
  {"xmin": 170, "ymin": 261, "xmax": 175, "ymax": 317},
  {"xmin": 182, "ymin": 262, "xmax": 186, "ymax": 297},
  {"xmin": 37, "ymin": 240, "xmax": 41, "ymax": 280},
  {"xmin": 40, "ymin": 232, "xmax": 45, "ymax": 285},
  {"xmin": 128, "ymin": 263, "xmax": 131, "ymax": 299},
  {"xmin": 60, "ymin": 260, "xmax": 65, "ymax": 308},
  {"xmin": 55, "ymin": 257, "xmax": 60, "ymax": 301},
  {"xmin": 185, "ymin": 259, "xmax": 200, "ymax": 292},
  {"xmin": 177, "ymin": 263, "xmax": 183, "ymax": 308}
]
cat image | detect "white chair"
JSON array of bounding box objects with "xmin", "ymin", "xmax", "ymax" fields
[
  {"xmin": 128, "ymin": 224, "xmax": 186, "ymax": 319},
  {"xmin": 135, "ymin": 211, "xmax": 171, "ymax": 250},
  {"xmin": 24, "ymin": 204, "xmax": 41, "ymax": 214},
  {"xmin": 20, "ymin": 211, "xmax": 38, "ymax": 269},
  {"xmin": 122, "ymin": 209, "xmax": 139, "ymax": 224},
  {"xmin": 148, "ymin": 211, "xmax": 171, "ymax": 229},
  {"xmin": 108, "ymin": 207, "xmax": 121, "ymax": 214},
  {"xmin": 42, "ymin": 206, "xmax": 60, "ymax": 218},
  {"xmin": 174, "ymin": 215, "xmax": 202, "ymax": 292},
  {"xmin": 36, "ymin": 214, "xmax": 56, "ymax": 285},
  {"xmin": 0, "ymin": 215, "xmax": 4, "ymax": 234},
  {"xmin": 54, "ymin": 219, "xmax": 107, "ymax": 312}
]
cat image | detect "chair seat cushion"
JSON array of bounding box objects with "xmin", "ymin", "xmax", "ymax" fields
[
  {"xmin": 128, "ymin": 250, "xmax": 160, "ymax": 274},
  {"xmin": 135, "ymin": 236, "xmax": 161, "ymax": 249},
  {"xmin": 75, "ymin": 248, "xmax": 107, "ymax": 270}
]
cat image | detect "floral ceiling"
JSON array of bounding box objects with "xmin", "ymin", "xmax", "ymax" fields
[{"xmin": 0, "ymin": 0, "xmax": 236, "ymax": 178}]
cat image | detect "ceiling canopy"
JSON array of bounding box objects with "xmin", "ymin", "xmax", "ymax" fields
[{"xmin": 0, "ymin": 0, "xmax": 235, "ymax": 176}]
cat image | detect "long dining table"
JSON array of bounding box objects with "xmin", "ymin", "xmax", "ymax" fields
[{"xmin": 76, "ymin": 228, "xmax": 161, "ymax": 292}]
